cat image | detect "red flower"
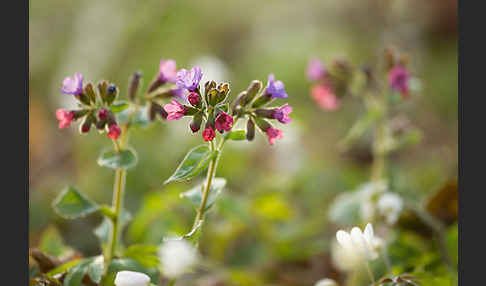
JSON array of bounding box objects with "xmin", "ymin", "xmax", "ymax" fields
[
  {"xmin": 108, "ymin": 124, "xmax": 122, "ymax": 139},
  {"xmin": 311, "ymin": 85, "xmax": 340, "ymax": 111},
  {"xmin": 56, "ymin": 109, "xmax": 75, "ymax": 129},
  {"xmin": 214, "ymin": 112, "xmax": 234, "ymax": 133},
  {"xmin": 202, "ymin": 126, "xmax": 216, "ymax": 142}
]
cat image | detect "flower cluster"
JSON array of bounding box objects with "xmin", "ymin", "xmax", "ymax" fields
[
  {"xmin": 57, "ymin": 73, "xmax": 122, "ymax": 139},
  {"xmin": 306, "ymin": 58, "xmax": 353, "ymax": 111},
  {"xmin": 163, "ymin": 66, "xmax": 293, "ymax": 145}
]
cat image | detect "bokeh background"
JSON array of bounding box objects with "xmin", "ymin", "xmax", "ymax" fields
[{"xmin": 29, "ymin": 0, "xmax": 457, "ymax": 285}]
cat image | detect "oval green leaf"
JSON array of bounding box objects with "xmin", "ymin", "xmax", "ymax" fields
[
  {"xmin": 180, "ymin": 177, "xmax": 227, "ymax": 211},
  {"xmin": 226, "ymin": 129, "xmax": 246, "ymax": 141},
  {"xmin": 52, "ymin": 186, "xmax": 99, "ymax": 219},
  {"xmin": 164, "ymin": 145, "xmax": 216, "ymax": 184},
  {"xmin": 109, "ymin": 101, "xmax": 130, "ymax": 113},
  {"xmin": 98, "ymin": 149, "xmax": 138, "ymax": 169}
]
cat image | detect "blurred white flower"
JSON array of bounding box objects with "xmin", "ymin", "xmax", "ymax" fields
[
  {"xmin": 377, "ymin": 192, "xmax": 403, "ymax": 225},
  {"xmin": 357, "ymin": 180, "xmax": 388, "ymax": 222},
  {"xmin": 314, "ymin": 278, "xmax": 338, "ymax": 286},
  {"xmin": 333, "ymin": 223, "xmax": 383, "ymax": 271},
  {"xmin": 190, "ymin": 55, "xmax": 230, "ymax": 84},
  {"xmin": 158, "ymin": 239, "xmax": 198, "ymax": 279},
  {"xmin": 114, "ymin": 271, "xmax": 150, "ymax": 286}
]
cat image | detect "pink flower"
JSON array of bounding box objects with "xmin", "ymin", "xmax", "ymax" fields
[
  {"xmin": 56, "ymin": 109, "xmax": 74, "ymax": 129},
  {"xmin": 159, "ymin": 59, "xmax": 178, "ymax": 83},
  {"xmin": 176, "ymin": 66, "xmax": 203, "ymax": 91},
  {"xmin": 164, "ymin": 100, "xmax": 186, "ymax": 121},
  {"xmin": 307, "ymin": 59, "xmax": 326, "ymax": 81},
  {"xmin": 188, "ymin": 92, "xmax": 200, "ymax": 107},
  {"xmin": 108, "ymin": 124, "xmax": 122, "ymax": 139},
  {"xmin": 265, "ymin": 127, "xmax": 283, "ymax": 145},
  {"xmin": 273, "ymin": 104, "xmax": 292, "ymax": 124},
  {"xmin": 202, "ymin": 126, "xmax": 216, "ymax": 142},
  {"xmin": 388, "ymin": 65, "xmax": 409, "ymax": 97},
  {"xmin": 214, "ymin": 112, "xmax": 233, "ymax": 132},
  {"xmin": 311, "ymin": 85, "xmax": 340, "ymax": 111},
  {"xmin": 61, "ymin": 73, "xmax": 83, "ymax": 95},
  {"xmin": 98, "ymin": 109, "xmax": 108, "ymax": 120}
]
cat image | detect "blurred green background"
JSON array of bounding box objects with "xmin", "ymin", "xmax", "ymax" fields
[{"xmin": 29, "ymin": 0, "xmax": 457, "ymax": 285}]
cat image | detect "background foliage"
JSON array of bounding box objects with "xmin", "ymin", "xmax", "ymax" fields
[{"xmin": 29, "ymin": 0, "xmax": 457, "ymax": 285}]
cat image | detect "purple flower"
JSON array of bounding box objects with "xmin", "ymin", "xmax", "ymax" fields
[
  {"xmin": 159, "ymin": 59, "xmax": 178, "ymax": 83},
  {"xmin": 61, "ymin": 73, "xmax": 83, "ymax": 95},
  {"xmin": 176, "ymin": 66, "xmax": 203, "ymax": 91},
  {"xmin": 264, "ymin": 74, "xmax": 288, "ymax": 99},
  {"xmin": 307, "ymin": 59, "xmax": 326, "ymax": 81},
  {"xmin": 388, "ymin": 65, "xmax": 409, "ymax": 97},
  {"xmin": 273, "ymin": 104, "xmax": 292, "ymax": 124}
]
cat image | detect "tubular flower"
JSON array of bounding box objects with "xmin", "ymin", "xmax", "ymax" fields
[
  {"xmin": 56, "ymin": 109, "xmax": 75, "ymax": 129},
  {"xmin": 307, "ymin": 59, "xmax": 326, "ymax": 81},
  {"xmin": 158, "ymin": 59, "xmax": 178, "ymax": 83},
  {"xmin": 214, "ymin": 112, "xmax": 234, "ymax": 132},
  {"xmin": 164, "ymin": 100, "xmax": 186, "ymax": 121},
  {"xmin": 108, "ymin": 124, "xmax": 122, "ymax": 139},
  {"xmin": 265, "ymin": 127, "xmax": 283, "ymax": 145},
  {"xmin": 176, "ymin": 66, "xmax": 203, "ymax": 91},
  {"xmin": 272, "ymin": 104, "xmax": 292, "ymax": 124},
  {"xmin": 61, "ymin": 73, "xmax": 83, "ymax": 95},
  {"xmin": 202, "ymin": 126, "xmax": 216, "ymax": 142},
  {"xmin": 311, "ymin": 85, "xmax": 340, "ymax": 111},
  {"xmin": 264, "ymin": 74, "xmax": 288, "ymax": 99}
]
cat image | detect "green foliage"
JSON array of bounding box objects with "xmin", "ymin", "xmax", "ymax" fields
[
  {"xmin": 52, "ymin": 186, "xmax": 100, "ymax": 219},
  {"xmin": 97, "ymin": 149, "xmax": 138, "ymax": 170},
  {"xmin": 165, "ymin": 145, "xmax": 216, "ymax": 184},
  {"xmin": 180, "ymin": 177, "xmax": 227, "ymax": 211},
  {"xmin": 123, "ymin": 244, "xmax": 160, "ymax": 268},
  {"xmin": 109, "ymin": 101, "xmax": 130, "ymax": 113},
  {"xmin": 328, "ymin": 191, "xmax": 362, "ymax": 225},
  {"xmin": 39, "ymin": 226, "xmax": 72, "ymax": 257},
  {"xmin": 226, "ymin": 129, "xmax": 246, "ymax": 141},
  {"xmin": 62, "ymin": 259, "xmax": 91, "ymax": 286},
  {"xmin": 94, "ymin": 210, "xmax": 132, "ymax": 253}
]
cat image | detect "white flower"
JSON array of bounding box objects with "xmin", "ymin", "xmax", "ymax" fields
[
  {"xmin": 114, "ymin": 271, "xmax": 150, "ymax": 286},
  {"xmin": 377, "ymin": 192, "xmax": 403, "ymax": 225},
  {"xmin": 314, "ymin": 278, "xmax": 338, "ymax": 286},
  {"xmin": 158, "ymin": 239, "xmax": 198, "ymax": 279},
  {"xmin": 335, "ymin": 223, "xmax": 383, "ymax": 266}
]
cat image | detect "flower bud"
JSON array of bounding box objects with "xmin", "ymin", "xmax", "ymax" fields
[
  {"xmin": 129, "ymin": 71, "xmax": 142, "ymax": 102},
  {"xmin": 188, "ymin": 92, "xmax": 201, "ymax": 107},
  {"xmin": 108, "ymin": 123, "xmax": 122, "ymax": 139},
  {"xmin": 202, "ymin": 126, "xmax": 216, "ymax": 141},
  {"xmin": 80, "ymin": 112, "xmax": 97, "ymax": 134},
  {"xmin": 208, "ymin": 88, "xmax": 218, "ymax": 106},
  {"xmin": 254, "ymin": 117, "xmax": 272, "ymax": 132},
  {"xmin": 74, "ymin": 92, "xmax": 91, "ymax": 106},
  {"xmin": 231, "ymin": 91, "xmax": 247, "ymax": 115},
  {"xmin": 147, "ymin": 77, "xmax": 163, "ymax": 93},
  {"xmin": 72, "ymin": 109, "xmax": 90, "ymax": 120},
  {"xmin": 242, "ymin": 80, "xmax": 262, "ymax": 106},
  {"xmin": 246, "ymin": 118, "xmax": 255, "ymax": 141},
  {"xmin": 106, "ymin": 84, "xmax": 118, "ymax": 105},
  {"xmin": 251, "ymin": 93, "xmax": 273, "ymax": 108},
  {"xmin": 83, "ymin": 83, "xmax": 97, "ymax": 104},
  {"xmin": 190, "ymin": 112, "xmax": 203, "ymax": 133},
  {"xmin": 97, "ymin": 80, "xmax": 109, "ymax": 103},
  {"xmin": 98, "ymin": 108, "xmax": 109, "ymax": 120},
  {"xmin": 254, "ymin": 108, "xmax": 274, "ymax": 119},
  {"xmin": 215, "ymin": 82, "xmax": 230, "ymax": 104},
  {"xmin": 149, "ymin": 101, "xmax": 168, "ymax": 121}
]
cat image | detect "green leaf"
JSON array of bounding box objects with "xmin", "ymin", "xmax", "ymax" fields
[
  {"xmin": 328, "ymin": 191, "xmax": 361, "ymax": 225},
  {"xmin": 226, "ymin": 129, "xmax": 246, "ymax": 141},
  {"xmin": 63, "ymin": 259, "xmax": 91, "ymax": 286},
  {"xmin": 123, "ymin": 244, "xmax": 160, "ymax": 268},
  {"xmin": 94, "ymin": 210, "xmax": 132, "ymax": 252},
  {"xmin": 180, "ymin": 177, "xmax": 226, "ymax": 211},
  {"xmin": 165, "ymin": 145, "xmax": 216, "ymax": 184},
  {"xmin": 86, "ymin": 256, "xmax": 104, "ymax": 283},
  {"xmin": 109, "ymin": 101, "xmax": 130, "ymax": 113},
  {"xmin": 46, "ymin": 259, "xmax": 81, "ymax": 277},
  {"xmin": 52, "ymin": 186, "xmax": 99, "ymax": 219},
  {"xmin": 117, "ymin": 106, "xmax": 150, "ymax": 128},
  {"xmin": 39, "ymin": 226, "xmax": 71, "ymax": 257},
  {"xmin": 98, "ymin": 149, "xmax": 138, "ymax": 169}
]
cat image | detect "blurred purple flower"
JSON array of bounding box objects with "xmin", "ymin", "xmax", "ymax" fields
[
  {"xmin": 61, "ymin": 73, "xmax": 83, "ymax": 95},
  {"xmin": 159, "ymin": 59, "xmax": 178, "ymax": 83},
  {"xmin": 176, "ymin": 66, "xmax": 203, "ymax": 91},
  {"xmin": 388, "ymin": 65, "xmax": 409, "ymax": 97},
  {"xmin": 307, "ymin": 59, "xmax": 326, "ymax": 81},
  {"xmin": 264, "ymin": 74, "xmax": 288, "ymax": 99}
]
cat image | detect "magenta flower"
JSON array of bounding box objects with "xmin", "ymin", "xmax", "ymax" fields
[
  {"xmin": 311, "ymin": 85, "xmax": 340, "ymax": 111},
  {"xmin": 264, "ymin": 74, "xmax": 288, "ymax": 99},
  {"xmin": 215, "ymin": 112, "xmax": 234, "ymax": 132},
  {"xmin": 56, "ymin": 109, "xmax": 75, "ymax": 129},
  {"xmin": 61, "ymin": 73, "xmax": 83, "ymax": 95},
  {"xmin": 202, "ymin": 126, "xmax": 216, "ymax": 142},
  {"xmin": 98, "ymin": 109, "xmax": 108, "ymax": 120},
  {"xmin": 159, "ymin": 59, "xmax": 178, "ymax": 83},
  {"xmin": 265, "ymin": 127, "xmax": 283, "ymax": 145},
  {"xmin": 108, "ymin": 124, "xmax": 121, "ymax": 139},
  {"xmin": 164, "ymin": 100, "xmax": 186, "ymax": 121},
  {"xmin": 388, "ymin": 65, "xmax": 409, "ymax": 96},
  {"xmin": 273, "ymin": 104, "xmax": 292, "ymax": 124},
  {"xmin": 176, "ymin": 66, "xmax": 203, "ymax": 91},
  {"xmin": 188, "ymin": 92, "xmax": 200, "ymax": 107},
  {"xmin": 307, "ymin": 59, "xmax": 326, "ymax": 81}
]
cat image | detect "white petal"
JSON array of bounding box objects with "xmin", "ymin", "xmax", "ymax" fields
[
  {"xmin": 351, "ymin": 227, "xmax": 371, "ymax": 259},
  {"xmin": 364, "ymin": 223, "xmax": 374, "ymax": 242},
  {"xmin": 114, "ymin": 271, "xmax": 150, "ymax": 286},
  {"xmin": 336, "ymin": 230, "xmax": 352, "ymax": 249}
]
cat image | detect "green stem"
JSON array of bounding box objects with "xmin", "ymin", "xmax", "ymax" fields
[
  {"xmin": 365, "ymin": 261, "xmax": 376, "ymax": 285},
  {"xmin": 167, "ymin": 279, "xmax": 176, "ymax": 286},
  {"xmin": 105, "ymin": 168, "xmax": 126, "ymax": 267},
  {"xmin": 371, "ymin": 98, "xmax": 387, "ymax": 182}
]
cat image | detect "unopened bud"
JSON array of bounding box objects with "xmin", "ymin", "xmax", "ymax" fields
[
  {"xmin": 83, "ymin": 83, "xmax": 97, "ymax": 104},
  {"xmin": 97, "ymin": 80, "xmax": 109, "ymax": 103},
  {"xmin": 243, "ymin": 80, "xmax": 262, "ymax": 106},
  {"xmin": 129, "ymin": 71, "xmax": 142, "ymax": 101},
  {"xmin": 231, "ymin": 91, "xmax": 247, "ymax": 115},
  {"xmin": 246, "ymin": 118, "xmax": 255, "ymax": 141},
  {"xmin": 80, "ymin": 112, "xmax": 96, "ymax": 133},
  {"xmin": 251, "ymin": 93, "xmax": 273, "ymax": 108},
  {"xmin": 188, "ymin": 92, "xmax": 201, "ymax": 107},
  {"xmin": 190, "ymin": 112, "xmax": 203, "ymax": 133},
  {"xmin": 254, "ymin": 108, "xmax": 274, "ymax": 119},
  {"xmin": 106, "ymin": 85, "xmax": 118, "ymax": 105},
  {"xmin": 254, "ymin": 117, "xmax": 271, "ymax": 132}
]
